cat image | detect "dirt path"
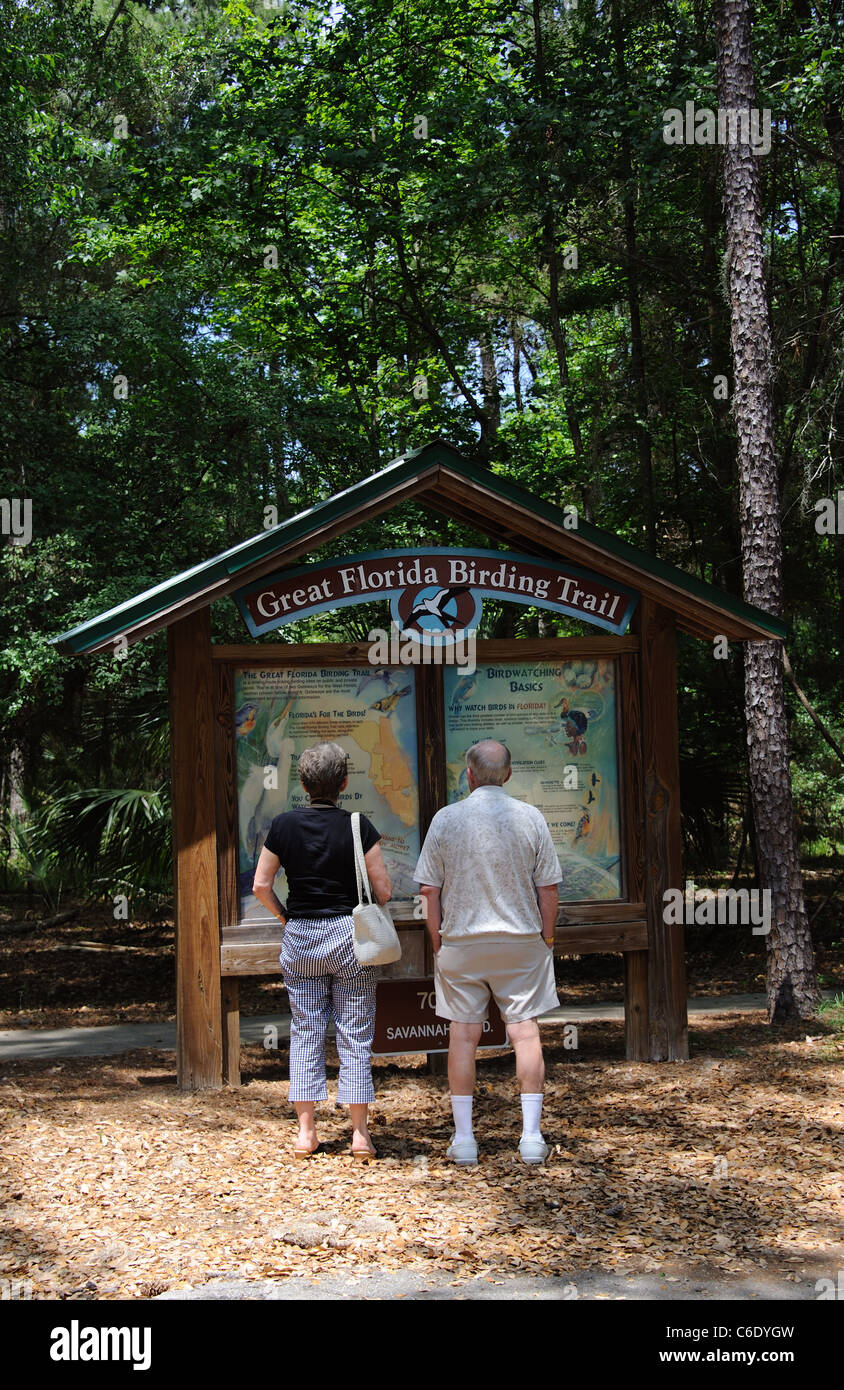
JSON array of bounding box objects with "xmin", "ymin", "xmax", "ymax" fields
[{"xmin": 1, "ymin": 1016, "xmax": 842, "ymax": 1302}]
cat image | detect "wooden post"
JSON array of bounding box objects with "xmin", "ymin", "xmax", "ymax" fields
[
  {"xmin": 623, "ymin": 951, "xmax": 649, "ymax": 1059},
  {"xmin": 415, "ymin": 664, "xmax": 450, "ymax": 1073},
  {"xmin": 213, "ymin": 662, "xmax": 241, "ymax": 1085},
  {"xmin": 168, "ymin": 609, "xmax": 223, "ymax": 1089},
  {"xmin": 221, "ymin": 978, "xmax": 241, "ymax": 1087},
  {"xmin": 619, "ymin": 651, "xmax": 649, "ymax": 1059},
  {"xmin": 635, "ymin": 599, "xmax": 688, "ymax": 1060}
]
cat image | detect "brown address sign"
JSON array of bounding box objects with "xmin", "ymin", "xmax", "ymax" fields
[{"xmin": 373, "ymin": 978, "xmax": 507, "ymax": 1055}]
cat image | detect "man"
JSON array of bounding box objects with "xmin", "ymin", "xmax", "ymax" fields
[{"xmin": 414, "ymin": 740, "xmax": 561, "ymax": 1166}]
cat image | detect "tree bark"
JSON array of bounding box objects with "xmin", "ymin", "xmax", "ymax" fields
[
  {"xmin": 511, "ymin": 317, "xmax": 524, "ymax": 415},
  {"xmin": 532, "ymin": 0, "xmax": 586, "ymax": 470},
  {"xmin": 479, "ymin": 329, "xmax": 501, "ymax": 437},
  {"xmin": 715, "ymin": 0, "xmax": 819, "ymax": 1021},
  {"xmin": 611, "ymin": 0, "xmax": 656, "ymax": 552}
]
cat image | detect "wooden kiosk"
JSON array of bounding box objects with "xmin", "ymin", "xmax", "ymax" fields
[{"xmin": 55, "ymin": 441, "xmax": 785, "ymax": 1090}]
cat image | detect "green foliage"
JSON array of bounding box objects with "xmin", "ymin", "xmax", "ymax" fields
[
  {"xmin": 42, "ymin": 784, "xmax": 173, "ymax": 900},
  {"xmin": 1, "ymin": 0, "xmax": 843, "ymax": 891},
  {"xmin": 3, "ymin": 801, "xmax": 68, "ymax": 912}
]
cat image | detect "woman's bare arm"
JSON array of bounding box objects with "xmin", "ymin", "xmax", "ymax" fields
[
  {"xmin": 252, "ymin": 847, "xmax": 287, "ymax": 921},
  {"xmin": 364, "ymin": 843, "xmax": 392, "ymax": 904}
]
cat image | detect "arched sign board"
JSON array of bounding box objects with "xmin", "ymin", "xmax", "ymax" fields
[{"xmin": 234, "ymin": 547, "xmax": 640, "ymax": 639}]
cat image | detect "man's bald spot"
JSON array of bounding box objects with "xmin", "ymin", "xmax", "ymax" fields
[{"xmin": 466, "ymin": 740, "xmax": 511, "ymax": 786}]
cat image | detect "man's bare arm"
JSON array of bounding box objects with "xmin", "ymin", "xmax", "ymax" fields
[
  {"xmin": 537, "ymin": 884, "xmax": 559, "ymax": 947},
  {"xmin": 419, "ymin": 884, "xmax": 442, "ymax": 954}
]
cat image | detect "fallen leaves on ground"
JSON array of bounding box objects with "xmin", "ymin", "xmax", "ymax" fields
[{"xmin": 0, "ymin": 1017, "xmax": 842, "ymax": 1299}]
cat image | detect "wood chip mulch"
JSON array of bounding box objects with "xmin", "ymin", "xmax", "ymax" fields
[{"xmin": 1, "ymin": 1017, "xmax": 842, "ymax": 1299}]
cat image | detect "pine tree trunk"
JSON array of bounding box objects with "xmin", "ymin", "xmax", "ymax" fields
[
  {"xmin": 479, "ymin": 330, "xmax": 501, "ymax": 437},
  {"xmin": 611, "ymin": 0, "xmax": 656, "ymax": 552},
  {"xmin": 715, "ymin": 0, "xmax": 819, "ymax": 1020}
]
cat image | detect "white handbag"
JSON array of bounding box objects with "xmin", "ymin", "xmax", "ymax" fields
[{"xmin": 351, "ymin": 812, "xmax": 402, "ymax": 966}]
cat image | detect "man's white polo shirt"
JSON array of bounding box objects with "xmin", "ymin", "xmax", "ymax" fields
[{"xmin": 413, "ymin": 785, "xmax": 562, "ymax": 938}]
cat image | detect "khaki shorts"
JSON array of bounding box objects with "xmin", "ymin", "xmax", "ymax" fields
[{"xmin": 434, "ymin": 933, "xmax": 559, "ymax": 1025}]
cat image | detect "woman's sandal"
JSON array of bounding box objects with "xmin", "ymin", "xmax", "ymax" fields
[
  {"xmin": 293, "ymin": 1142, "xmax": 321, "ymax": 1160},
  {"xmin": 350, "ymin": 1144, "xmax": 377, "ymax": 1162}
]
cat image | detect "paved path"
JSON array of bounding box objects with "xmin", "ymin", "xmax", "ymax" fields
[
  {"xmin": 0, "ymin": 994, "xmax": 785, "ymax": 1062},
  {"xmin": 157, "ymin": 1266, "xmax": 821, "ymax": 1301}
]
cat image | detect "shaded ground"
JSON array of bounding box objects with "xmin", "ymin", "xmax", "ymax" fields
[
  {"xmin": 1, "ymin": 1016, "xmax": 842, "ymax": 1301},
  {"xmin": 1, "ymin": 868, "xmax": 843, "ymax": 1030},
  {"xmin": 155, "ymin": 1266, "xmax": 822, "ymax": 1300}
]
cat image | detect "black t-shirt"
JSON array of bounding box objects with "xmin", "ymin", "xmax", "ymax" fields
[{"xmin": 263, "ymin": 805, "xmax": 381, "ymax": 918}]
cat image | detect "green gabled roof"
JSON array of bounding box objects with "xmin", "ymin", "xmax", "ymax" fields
[{"xmin": 52, "ymin": 439, "xmax": 786, "ymax": 654}]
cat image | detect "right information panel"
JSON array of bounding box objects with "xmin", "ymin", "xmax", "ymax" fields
[{"xmin": 443, "ymin": 657, "xmax": 623, "ymax": 901}]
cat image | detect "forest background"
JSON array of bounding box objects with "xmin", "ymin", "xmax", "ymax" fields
[{"xmin": 1, "ymin": 0, "xmax": 842, "ymax": 934}]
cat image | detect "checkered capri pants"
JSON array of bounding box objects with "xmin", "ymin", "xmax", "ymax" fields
[{"xmin": 280, "ymin": 914, "xmax": 377, "ymax": 1104}]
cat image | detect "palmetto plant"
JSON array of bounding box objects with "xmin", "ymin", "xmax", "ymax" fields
[
  {"xmin": 42, "ymin": 785, "xmax": 172, "ymax": 900},
  {"xmin": 5, "ymin": 700, "xmax": 175, "ymax": 909},
  {"xmin": 4, "ymin": 800, "xmax": 67, "ymax": 912}
]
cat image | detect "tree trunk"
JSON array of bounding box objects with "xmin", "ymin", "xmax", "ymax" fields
[
  {"xmin": 835, "ymin": 530, "xmax": 844, "ymax": 662},
  {"xmin": 479, "ymin": 330, "xmax": 501, "ymax": 437},
  {"xmin": 611, "ymin": 0, "xmax": 656, "ymax": 552},
  {"xmin": 511, "ymin": 317, "xmax": 524, "ymax": 415},
  {"xmin": 715, "ymin": 0, "xmax": 819, "ymax": 1021},
  {"xmin": 532, "ymin": 0, "xmax": 586, "ymax": 470}
]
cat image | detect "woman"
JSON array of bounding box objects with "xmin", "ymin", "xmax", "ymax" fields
[{"xmin": 252, "ymin": 741, "xmax": 392, "ymax": 1160}]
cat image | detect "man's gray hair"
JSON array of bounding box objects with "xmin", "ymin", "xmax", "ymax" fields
[
  {"xmin": 466, "ymin": 739, "xmax": 511, "ymax": 786},
  {"xmin": 297, "ymin": 742, "xmax": 348, "ymax": 799}
]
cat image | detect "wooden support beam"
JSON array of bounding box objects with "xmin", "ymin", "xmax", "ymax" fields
[
  {"xmin": 213, "ymin": 663, "xmax": 241, "ymax": 1084},
  {"xmin": 221, "ymin": 978, "xmax": 241, "ymax": 1086},
  {"xmin": 210, "ymin": 637, "xmax": 640, "ymax": 664},
  {"xmin": 416, "ymin": 663, "xmax": 445, "ymax": 978},
  {"xmin": 213, "ymin": 663, "xmax": 239, "ymax": 933},
  {"xmin": 636, "ymin": 599, "xmax": 688, "ymax": 1060},
  {"xmin": 624, "ymin": 951, "xmax": 650, "ymax": 1059},
  {"xmin": 168, "ymin": 609, "xmax": 223, "ymax": 1089},
  {"xmin": 619, "ymin": 648, "xmax": 649, "ymax": 1058},
  {"xmin": 553, "ymin": 921, "xmax": 647, "ymax": 953},
  {"xmin": 222, "ymin": 919, "xmax": 648, "ymax": 975}
]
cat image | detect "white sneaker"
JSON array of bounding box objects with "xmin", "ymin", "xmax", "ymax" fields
[
  {"xmin": 447, "ymin": 1136, "xmax": 479, "ymax": 1166},
  {"xmin": 518, "ymin": 1137, "xmax": 549, "ymax": 1165}
]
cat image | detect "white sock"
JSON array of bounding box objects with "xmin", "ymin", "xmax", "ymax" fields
[
  {"xmin": 520, "ymin": 1092, "xmax": 544, "ymax": 1141},
  {"xmin": 451, "ymin": 1094, "xmax": 474, "ymax": 1142}
]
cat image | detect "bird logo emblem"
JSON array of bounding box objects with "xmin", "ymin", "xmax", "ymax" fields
[
  {"xmin": 393, "ymin": 582, "xmax": 481, "ymax": 637},
  {"xmin": 405, "ymin": 585, "xmax": 470, "ymax": 632}
]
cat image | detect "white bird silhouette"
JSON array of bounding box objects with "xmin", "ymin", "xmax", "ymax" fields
[{"xmin": 406, "ymin": 585, "xmax": 469, "ymax": 630}]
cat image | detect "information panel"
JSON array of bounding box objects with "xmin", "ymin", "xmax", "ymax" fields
[
  {"xmin": 234, "ymin": 666, "xmax": 420, "ymax": 922},
  {"xmin": 443, "ymin": 659, "xmax": 622, "ymax": 900}
]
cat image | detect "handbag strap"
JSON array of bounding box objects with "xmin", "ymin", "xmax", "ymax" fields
[{"xmin": 351, "ymin": 812, "xmax": 373, "ymax": 907}]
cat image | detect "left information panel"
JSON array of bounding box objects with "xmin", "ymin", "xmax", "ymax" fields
[{"xmin": 234, "ymin": 665, "xmax": 420, "ymax": 922}]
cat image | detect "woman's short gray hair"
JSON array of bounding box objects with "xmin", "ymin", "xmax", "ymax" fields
[
  {"xmin": 297, "ymin": 742, "xmax": 348, "ymax": 799},
  {"xmin": 466, "ymin": 739, "xmax": 511, "ymax": 786}
]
